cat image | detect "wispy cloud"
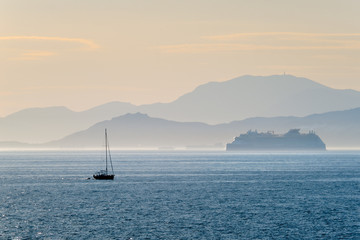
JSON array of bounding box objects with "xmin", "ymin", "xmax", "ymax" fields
[
  {"xmin": 203, "ymin": 32, "xmax": 360, "ymax": 40},
  {"xmin": 0, "ymin": 36, "xmax": 99, "ymax": 50},
  {"xmin": 0, "ymin": 36, "xmax": 99, "ymax": 60},
  {"xmin": 11, "ymin": 51, "xmax": 57, "ymax": 61},
  {"xmin": 158, "ymin": 32, "xmax": 360, "ymax": 53},
  {"xmin": 159, "ymin": 43, "xmax": 360, "ymax": 53}
]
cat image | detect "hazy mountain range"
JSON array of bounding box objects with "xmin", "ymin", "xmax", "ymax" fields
[
  {"xmin": 49, "ymin": 107, "xmax": 360, "ymax": 149},
  {"xmin": 1, "ymin": 74, "xmax": 360, "ymax": 146},
  {"xmin": 0, "ymin": 102, "xmax": 136, "ymax": 143},
  {"xmin": 137, "ymin": 75, "xmax": 360, "ymax": 124},
  {"xmin": 2, "ymin": 107, "xmax": 359, "ymax": 149}
]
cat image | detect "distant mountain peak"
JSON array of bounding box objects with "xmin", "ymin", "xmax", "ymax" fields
[
  {"xmin": 5, "ymin": 106, "xmax": 73, "ymax": 119},
  {"xmin": 225, "ymin": 74, "xmax": 326, "ymax": 87},
  {"xmin": 187, "ymin": 74, "xmax": 328, "ymax": 96},
  {"xmin": 113, "ymin": 112, "xmax": 149, "ymax": 120},
  {"xmin": 146, "ymin": 74, "xmax": 360, "ymax": 124},
  {"xmin": 87, "ymin": 101, "xmax": 136, "ymax": 110}
]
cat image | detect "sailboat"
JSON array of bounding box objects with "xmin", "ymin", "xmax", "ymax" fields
[{"xmin": 93, "ymin": 129, "xmax": 115, "ymax": 180}]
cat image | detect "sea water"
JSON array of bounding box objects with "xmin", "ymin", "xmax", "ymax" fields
[{"xmin": 0, "ymin": 151, "xmax": 359, "ymax": 239}]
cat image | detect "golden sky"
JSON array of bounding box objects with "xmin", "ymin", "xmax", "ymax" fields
[{"xmin": 1, "ymin": 0, "xmax": 360, "ymax": 116}]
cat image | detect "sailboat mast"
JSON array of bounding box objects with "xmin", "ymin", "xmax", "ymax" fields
[
  {"xmin": 108, "ymin": 142, "xmax": 114, "ymax": 174},
  {"xmin": 105, "ymin": 128, "xmax": 108, "ymax": 174}
]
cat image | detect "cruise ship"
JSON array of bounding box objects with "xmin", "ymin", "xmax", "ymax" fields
[{"xmin": 226, "ymin": 129, "xmax": 326, "ymax": 151}]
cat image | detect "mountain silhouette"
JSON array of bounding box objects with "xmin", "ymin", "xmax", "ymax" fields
[
  {"xmin": 0, "ymin": 102, "xmax": 137, "ymax": 143},
  {"xmin": 46, "ymin": 113, "xmax": 219, "ymax": 148},
  {"xmin": 1, "ymin": 75, "xmax": 360, "ymax": 143},
  {"xmin": 42, "ymin": 108, "xmax": 360, "ymax": 149},
  {"xmin": 138, "ymin": 75, "xmax": 360, "ymax": 123}
]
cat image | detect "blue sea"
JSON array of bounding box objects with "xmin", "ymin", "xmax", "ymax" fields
[{"xmin": 0, "ymin": 151, "xmax": 359, "ymax": 239}]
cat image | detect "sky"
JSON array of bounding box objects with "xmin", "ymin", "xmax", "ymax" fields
[{"xmin": 1, "ymin": 0, "xmax": 360, "ymax": 117}]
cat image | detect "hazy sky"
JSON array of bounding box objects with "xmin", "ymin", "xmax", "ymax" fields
[{"xmin": 1, "ymin": 0, "xmax": 360, "ymax": 116}]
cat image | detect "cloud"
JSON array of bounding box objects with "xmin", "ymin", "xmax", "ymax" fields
[
  {"xmin": 0, "ymin": 36, "xmax": 99, "ymax": 60},
  {"xmin": 10, "ymin": 51, "xmax": 57, "ymax": 61},
  {"xmin": 0, "ymin": 36, "xmax": 99, "ymax": 50},
  {"xmin": 158, "ymin": 32, "xmax": 360, "ymax": 53},
  {"xmin": 202, "ymin": 32, "xmax": 360, "ymax": 40},
  {"xmin": 159, "ymin": 43, "xmax": 360, "ymax": 53}
]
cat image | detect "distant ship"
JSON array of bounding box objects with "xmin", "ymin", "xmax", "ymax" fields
[
  {"xmin": 93, "ymin": 129, "xmax": 115, "ymax": 180},
  {"xmin": 226, "ymin": 129, "xmax": 326, "ymax": 151}
]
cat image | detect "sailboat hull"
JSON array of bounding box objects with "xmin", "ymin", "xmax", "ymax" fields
[{"xmin": 93, "ymin": 174, "xmax": 114, "ymax": 180}]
